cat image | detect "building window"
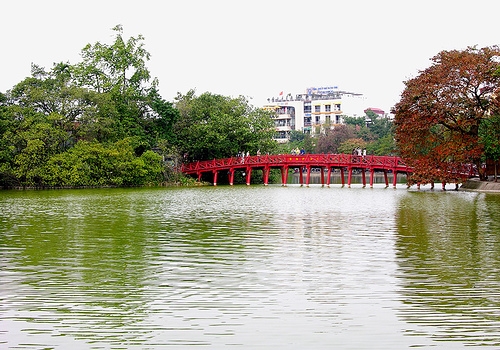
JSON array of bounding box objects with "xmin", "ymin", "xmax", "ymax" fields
[
  {"xmin": 335, "ymin": 104, "xmax": 341, "ymax": 111},
  {"xmin": 304, "ymin": 105, "xmax": 311, "ymax": 113},
  {"xmin": 315, "ymin": 105, "xmax": 321, "ymax": 113},
  {"xmin": 315, "ymin": 116, "xmax": 320, "ymax": 124},
  {"xmin": 325, "ymin": 104, "xmax": 331, "ymax": 112}
]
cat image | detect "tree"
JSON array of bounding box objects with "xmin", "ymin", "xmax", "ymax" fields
[
  {"xmin": 0, "ymin": 25, "xmax": 179, "ymax": 188},
  {"xmin": 315, "ymin": 124, "xmax": 356, "ymax": 154},
  {"xmin": 73, "ymin": 25, "xmax": 172, "ymax": 145},
  {"xmin": 41, "ymin": 138, "xmax": 164, "ymax": 187},
  {"xmin": 343, "ymin": 115, "xmax": 366, "ymax": 128},
  {"xmin": 289, "ymin": 130, "xmax": 306, "ymax": 142},
  {"xmin": 394, "ymin": 46, "xmax": 500, "ymax": 184},
  {"xmin": 338, "ymin": 138, "xmax": 367, "ymax": 154},
  {"xmin": 173, "ymin": 90, "xmax": 275, "ymax": 161},
  {"xmin": 479, "ymin": 114, "xmax": 500, "ymax": 180}
]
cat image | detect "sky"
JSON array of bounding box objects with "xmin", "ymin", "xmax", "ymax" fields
[{"xmin": 1, "ymin": 0, "xmax": 499, "ymax": 113}]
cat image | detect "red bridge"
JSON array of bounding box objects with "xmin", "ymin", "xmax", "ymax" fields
[{"xmin": 181, "ymin": 154, "xmax": 413, "ymax": 188}]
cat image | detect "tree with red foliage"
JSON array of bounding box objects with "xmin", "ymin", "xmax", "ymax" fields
[{"xmin": 394, "ymin": 46, "xmax": 500, "ymax": 184}]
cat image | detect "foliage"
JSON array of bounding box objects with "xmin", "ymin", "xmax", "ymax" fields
[
  {"xmin": 289, "ymin": 129, "xmax": 306, "ymax": 142},
  {"xmin": 367, "ymin": 133, "xmax": 396, "ymax": 156},
  {"xmin": 338, "ymin": 138, "xmax": 367, "ymax": 154},
  {"xmin": 394, "ymin": 46, "xmax": 500, "ymax": 184},
  {"xmin": 343, "ymin": 115, "xmax": 366, "ymax": 127},
  {"xmin": 479, "ymin": 114, "xmax": 500, "ymax": 161},
  {"xmin": 41, "ymin": 139, "xmax": 164, "ymax": 187},
  {"xmin": 72, "ymin": 24, "xmax": 178, "ymax": 146},
  {"xmin": 314, "ymin": 111, "xmax": 394, "ymax": 155},
  {"xmin": 315, "ymin": 125, "xmax": 356, "ymax": 153},
  {"xmin": 172, "ymin": 90, "xmax": 276, "ymax": 161},
  {"xmin": 0, "ymin": 25, "xmax": 177, "ymax": 188}
]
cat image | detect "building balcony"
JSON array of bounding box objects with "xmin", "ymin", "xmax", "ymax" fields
[
  {"xmin": 273, "ymin": 114, "xmax": 292, "ymax": 119},
  {"xmin": 275, "ymin": 125, "xmax": 292, "ymax": 132}
]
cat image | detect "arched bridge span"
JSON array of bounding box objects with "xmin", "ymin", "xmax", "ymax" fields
[{"xmin": 181, "ymin": 154, "xmax": 414, "ymax": 188}]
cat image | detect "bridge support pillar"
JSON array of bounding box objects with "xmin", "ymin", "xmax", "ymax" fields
[
  {"xmin": 263, "ymin": 166, "xmax": 270, "ymax": 186},
  {"xmin": 393, "ymin": 170, "xmax": 398, "ymax": 188},
  {"xmin": 245, "ymin": 167, "xmax": 252, "ymax": 186},
  {"xmin": 306, "ymin": 166, "xmax": 311, "ymax": 187},
  {"xmin": 326, "ymin": 167, "xmax": 332, "ymax": 187},
  {"xmin": 212, "ymin": 170, "xmax": 218, "ymax": 186},
  {"xmin": 347, "ymin": 167, "xmax": 353, "ymax": 188},
  {"xmin": 228, "ymin": 168, "xmax": 235, "ymax": 186},
  {"xmin": 299, "ymin": 166, "xmax": 304, "ymax": 186},
  {"xmin": 281, "ymin": 166, "xmax": 289, "ymax": 186},
  {"xmin": 320, "ymin": 167, "xmax": 325, "ymax": 187},
  {"xmin": 383, "ymin": 171, "xmax": 389, "ymax": 188},
  {"xmin": 369, "ymin": 168, "xmax": 375, "ymax": 188},
  {"xmin": 340, "ymin": 168, "xmax": 345, "ymax": 187},
  {"xmin": 361, "ymin": 169, "xmax": 366, "ymax": 188}
]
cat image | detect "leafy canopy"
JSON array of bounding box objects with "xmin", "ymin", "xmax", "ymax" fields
[
  {"xmin": 172, "ymin": 90, "xmax": 276, "ymax": 161},
  {"xmin": 394, "ymin": 46, "xmax": 500, "ymax": 184}
]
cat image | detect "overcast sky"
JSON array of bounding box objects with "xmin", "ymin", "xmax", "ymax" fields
[{"xmin": 2, "ymin": 0, "xmax": 499, "ymax": 112}]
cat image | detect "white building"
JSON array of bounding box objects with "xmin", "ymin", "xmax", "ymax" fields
[{"xmin": 263, "ymin": 86, "xmax": 367, "ymax": 143}]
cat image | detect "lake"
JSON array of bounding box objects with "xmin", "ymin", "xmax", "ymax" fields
[{"xmin": 1, "ymin": 183, "xmax": 500, "ymax": 349}]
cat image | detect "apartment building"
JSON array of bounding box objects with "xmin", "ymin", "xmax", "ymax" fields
[{"xmin": 263, "ymin": 86, "xmax": 366, "ymax": 142}]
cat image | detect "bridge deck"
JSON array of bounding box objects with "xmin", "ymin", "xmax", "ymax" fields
[{"xmin": 181, "ymin": 154, "xmax": 412, "ymax": 187}]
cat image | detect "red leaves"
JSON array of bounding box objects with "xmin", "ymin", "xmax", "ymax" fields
[{"xmin": 395, "ymin": 46, "xmax": 500, "ymax": 184}]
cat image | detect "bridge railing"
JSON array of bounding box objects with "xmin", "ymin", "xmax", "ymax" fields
[{"xmin": 180, "ymin": 154, "xmax": 410, "ymax": 174}]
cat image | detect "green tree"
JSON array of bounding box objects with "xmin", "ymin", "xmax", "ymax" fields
[
  {"xmin": 73, "ymin": 25, "xmax": 173, "ymax": 146},
  {"xmin": 479, "ymin": 114, "xmax": 500, "ymax": 180},
  {"xmin": 289, "ymin": 130, "xmax": 306, "ymax": 142},
  {"xmin": 0, "ymin": 93, "xmax": 18, "ymax": 187},
  {"xmin": 343, "ymin": 115, "xmax": 366, "ymax": 127},
  {"xmin": 42, "ymin": 139, "xmax": 164, "ymax": 187},
  {"xmin": 338, "ymin": 138, "xmax": 367, "ymax": 154},
  {"xmin": 367, "ymin": 133, "xmax": 396, "ymax": 156},
  {"xmin": 173, "ymin": 90, "xmax": 275, "ymax": 161}
]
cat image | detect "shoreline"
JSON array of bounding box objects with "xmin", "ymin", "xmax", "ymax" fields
[{"xmin": 460, "ymin": 178, "xmax": 500, "ymax": 193}]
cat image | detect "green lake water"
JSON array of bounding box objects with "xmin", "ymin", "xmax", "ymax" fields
[{"xmin": 1, "ymin": 183, "xmax": 500, "ymax": 349}]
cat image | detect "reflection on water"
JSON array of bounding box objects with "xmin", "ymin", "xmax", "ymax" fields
[
  {"xmin": 1, "ymin": 185, "xmax": 500, "ymax": 349},
  {"xmin": 395, "ymin": 191, "xmax": 500, "ymax": 347}
]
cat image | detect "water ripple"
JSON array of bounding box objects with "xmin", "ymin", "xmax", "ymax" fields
[{"xmin": 1, "ymin": 187, "xmax": 500, "ymax": 348}]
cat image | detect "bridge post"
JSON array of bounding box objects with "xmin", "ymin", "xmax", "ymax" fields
[
  {"xmin": 245, "ymin": 167, "xmax": 252, "ymax": 186},
  {"xmin": 361, "ymin": 169, "xmax": 366, "ymax": 188},
  {"xmin": 306, "ymin": 166, "xmax": 311, "ymax": 187},
  {"xmin": 392, "ymin": 170, "xmax": 398, "ymax": 188},
  {"xmin": 281, "ymin": 166, "xmax": 289, "ymax": 186},
  {"xmin": 369, "ymin": 168, "xmax": 375, "ymax": 188},
  {"xmin": 299, "ymin": 166, "xmax": 304, "ymax": 186},
  {"xmin": 326, "ymin": 167, "xmax": 332, "ymax": 187},
  {"xmin": 340, "ymin": 168, "xmax": 345, "ymax": 187},
  {"xmin": 263, "ymin": 166, "xmax": 270, "ymax": 186},
  {"xmin": 320, "ymin": 167, "xmax": 325, "ymax": 187},
  {"xmin": 347, "ymin": 167, "xmax": 353, "ymax": 188},
  {"xmin": 228, "ymin": 168, "xmax": 235, "ymax": 186},
  {"xmin": 212, "ymin": 170, "xmax": 218, "ymax": 186}
]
